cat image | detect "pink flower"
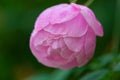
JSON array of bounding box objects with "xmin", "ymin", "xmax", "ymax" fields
[{"xmin": 30, "ymin": 3, "xmax": 103, "ymax": 69}]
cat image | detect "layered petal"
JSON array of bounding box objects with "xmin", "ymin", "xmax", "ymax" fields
[
  {"xmin": 30, "ymin": 31, "xmax": 68, "ymax": 67},
  {"xmin": 46, "ymin": 38, "xmax": 73, "ymax": 67},
  {"xmin": 48, "ymin": 38, "xmax": 73, "ymax": 58},
  {"xmin": 35, "ymin": 4, "xmax": 69, "ymax": 31},
  {"xmin": 46, "ymin": 47, "xmax": 67, "ymax": 66},
  {"xmin": 44, "ymin": 14, "xmax": 88, "ymax": 37},
  {"xmin": 63, "ymin": 37, "xmax": 84, "ymax": 52},
  {"xmin": 59, "ymin": 57, "xmax": 79, "ymax": 69},
  {"xmin": 30, "ymin": 34, "xmax": 57, "ymax": 67},
  {"xmin": 84, "ymin": 27, "xmax": 96, "ymax": 60},
  {"xmin": 75, "ymin": 50, "xmax": 88, "ymax": 67},
  {"xmin": 32, "ymin": 30, "xmax": 53, "ymax": 47},
  {"xmin": 80, "ymin": 5, "xmax": 104, "ymax": 37},
  {"xmin": 60, "ymin": 43, "xmax": 73, "ymax": 59},
  {"xmin": 50, "ymin": 3, "xmax": 80, "ymax": 24}
]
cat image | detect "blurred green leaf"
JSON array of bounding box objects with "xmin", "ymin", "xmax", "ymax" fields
[
  {"xmin": 116, "ymin": 54, "xmax": 120, "ymax": 61},
  {"xmin": 52, "ymin": 69, "xmax": 72, "ymax": 80},
  {"xmin": 25, "ymin": 73, "xmax": 50, "ymax": 80},
  {"xmin": 67, "ymin": 67, "xmax": 87, "ymax": 80},
  {"xmin": 113, "ymin": 62, "xmax": 120, "ymax": 71},
  {"xmin": 98, "ymin": 53, "xmax": 114, "ymax": 66},
  {"xmin": 101, "ymin": 71, "xmax": 120, "ymax": 80},
  {"xmin": 80, "ymin": 69, "xmax": 109, "ymax": 80},
  {"xmin": 89, "ymin": 53, "xmax": 114, "ymax": 70},
  {"xmin": 73, "ymin": 67, "xmax": 87, "ymax": 75}
]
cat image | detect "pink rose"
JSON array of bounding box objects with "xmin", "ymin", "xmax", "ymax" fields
[{"xmin": 30, "ymin": 3, "xmax": 103, "ymax": 69}]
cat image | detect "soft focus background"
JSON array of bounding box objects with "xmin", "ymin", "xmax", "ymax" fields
[{"xmin": 0, "ymin": 0, "xmax": 120, "ymax": 80}]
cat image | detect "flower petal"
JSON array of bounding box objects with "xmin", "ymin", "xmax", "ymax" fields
[
  {"xmin": 46, "ymin": 47, "xmax": 67, "ymax": 66},
  {"xmin": 30, "ymin": 35, "xmax": 57, "ymax": 67},
  {"xmin": 80, "ymin": 5, "xmax": 103, "ymax": 37},
  {"xmin": 74, "ymin": 47, "xmax": 89, "ymax": 67},
  {"xmin": 63, "ymin": 37, "xmax": 85, "ymax": 52},
  {"xmin": 32, "ymin": 30, "xmax": 53, "ymax": 47},
  {"xmin": 35, "ymin": 4, "xmax": 69, "ymax": 31},
  {"xmin": 50, "ymin": 38, "xmax": 73, "ymax": 59},
  {"xmin": 58, "ymin": 38, "xmax": 73, "ymax": 58},
  {"xmin": 44, "ymin": 38, "xmax": 73, "ymax": 67},
  {"xmin": 50, "ymin": 3, "xmax": 79, "ymax": 24},
  {"xmin": 44, "ymin": 14, "xmax": 88, "ymax": 37},
  {"xmin": 58, "ymin": 57, "xmax": 79, "ymax": 69},
  {"xmin": 84, "ymin": 27, "xmax": 96, "ymax": 60},
  {"xmin": 30, "ymin": 33, "xmax": 67, "ymax": 68}
]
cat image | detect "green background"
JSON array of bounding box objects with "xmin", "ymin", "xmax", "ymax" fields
[{"xmin": 0, "ymin": 0, "xmax": 120, "ymax": 80}]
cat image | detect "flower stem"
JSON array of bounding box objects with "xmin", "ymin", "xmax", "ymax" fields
[
  {"xmin": 84, "ymin": 0, "xmax": 95, "ymax": 6},
  {"xmin": 112, "ymin": 0, "xmax": 120, "ymax": 55},
  {"xmin": 69, "ymin": 0, "xmax": 77, "ymax": 3}
]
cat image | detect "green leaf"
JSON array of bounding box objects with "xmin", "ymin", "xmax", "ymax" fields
[
  {"xmin": 80, "ymin": 69, "xmax": 109, "ymax": 80},
  {"xmin": 98, "ymin": 53, "xmax": 114, "ymax": 66},
  {"xmin": 116, "ymin": 54, "xmax": 120, "ymax": 61},
  {"xmin": 25, "ymin": 73, "xmax": 50, "ymax": 80},
  {"xmin": 89, "ymin": 53, "xmax": 114, "ymax": 70},
  {"xmin": 113, "ymin": 62, "xmax": 120, "ymax": 71},
  {"xmin": 52, "ymin": 69, "xmax": 72, "ymax": 80}
]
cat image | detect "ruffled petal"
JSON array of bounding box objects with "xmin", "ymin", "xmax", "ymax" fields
[
  {"xmin": 58, "ymin": 38, "xmax": 73, "ymax": 58},
  {"xmin": 44, "ymin": 14, "xmax": 88, "ymax": 37},
  {"xmin": 63, "ymin": 37, "xmax": 84, "ymax": 52},
  {"xmin": 84, "ymin": 27, "xmax": 96, "ymax": 60},
  {"xmin": 50, "ymin": 3, "xmax": 80, "ymax": 24},
  {"xmin": 30, "ymin": 34, "xmax": 58, "ymax": 67},
  {"xmin": 46, "ymin": 47, "xmax": 67, "ymax": 66},
  {"xmin": 74, "ymin": 47, "xmax": 89, "ymax": 67},
  {"xmin": 31, "ymin": 30, "xmax": 53, "ymax": 47},
  {"xmin": 58, "ymin": 57, "xmax": 79, "ymax": 69},
  {"xmin": 34, "ymin": 9, "xmax": 51, "ymax": 31},
  {"xmin": 44, "ymin": 38, "xmax": 73, "ymax": 67},
  {"xmin": 48, "ymin": 38, "xmax": 73, "ymax": 59},
  {"xmin": 80, "ymin": 5, "xmax": 104, "ymax": 37},
  {"xmin": 30, "ymin": 32, "xmax": 68, "ymax": 68},
  {"xmin": 35, "ymin": 4, "xmax": 69, "ymax": 31}
]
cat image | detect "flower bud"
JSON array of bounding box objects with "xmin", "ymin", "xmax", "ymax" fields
[{"xmin": 30, "ymin": 3, "xmax": 103, "ymax": 69}]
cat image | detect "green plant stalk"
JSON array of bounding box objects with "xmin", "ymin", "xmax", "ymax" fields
[
  {"xmin": 113, "ymin": 0, "xmax": 120, "ymax": 55},
  {"xmin": 69, "ymin": 0, "xmax": 95, "ymax": 6},
  {"xmin": 69, "ymin": 0, "xmax": 77, "ymax": 3},
  {"xmin": 84, "ymin": 0, "xmax": 95, "ymax": 6}
]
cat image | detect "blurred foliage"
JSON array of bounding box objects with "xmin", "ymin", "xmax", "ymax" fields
[{"xmin": 0, "ymin": 0, "xmax": 120, "ymax": 80}]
